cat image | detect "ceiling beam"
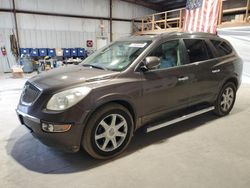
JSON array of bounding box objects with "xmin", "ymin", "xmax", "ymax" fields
[
  {"xmin": 121, "ymin": 0, "xmax": 162, "ymax": 11},
  {"xmin": 0, "ymin": 8, "xmax": 136, "ymax": 22},
  {"xmin": 121, "ymin": 0, "xmax": 188, "ymax": 12},
  {"xmin": 160, "ymin": 4, "xmax": 186, "ymax": 11}
]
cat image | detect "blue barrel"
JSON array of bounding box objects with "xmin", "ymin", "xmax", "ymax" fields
[
  {"xmin": 30, "ymin": 48, "xmax": 39, "ymax": 57},
  {"xmin": 71, "ymin": 48, "xmax": 77, "ymax": 57},
  {"xmin": 20, "ymin": 48, "xmax": 30, "ymax": 56},
  {"xmin": 77, "ymin": 48, "xmax": 85, "ymax": 57},
  {"xmin": 39, "ymin": 48, "xmax": 47, "ymax": 56},
  {"xmin": 48, "ymin": 48, "xmax": 56, "ymax": 57},
  {"xmin": 63, "ymin": 48, "xmax": 71, "ymax": 57}
]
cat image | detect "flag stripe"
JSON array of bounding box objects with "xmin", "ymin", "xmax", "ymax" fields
[
  {"xmin": 185, "ymin": 10, "xmax": 190, "ymax": 31},
  {"xmin": 204, "ymin": 0, "xmax": 211, "ymax": 32},
  {"xmin": 210, "ymin": 0, "xmax": 217, "ymax": 33},
  {"xmin": 188, "ymin": 10, "xmax": 194, "ymax": 32},
  {"xmin": 184, "ymin": 0, "xmax": 219, "ymax": 34},
  {"xmin": 199, "ymin": 0, "xmax": 206, "ymax": 32},
  {"xmin": 193, "ymin": 8, "xmax": 200, "ymax": 32},
  {"xmin": 213, "ymin": 0, "xmax": 220, "ymax": 33}
]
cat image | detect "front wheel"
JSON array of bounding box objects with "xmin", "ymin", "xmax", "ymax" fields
[
  {"xmin": 82, "ymin": 103, "xmax": 134, "ymax": 159},
  {"xmin": 214, "ymin": 82, "xmax": 236, "ymax": 116}
]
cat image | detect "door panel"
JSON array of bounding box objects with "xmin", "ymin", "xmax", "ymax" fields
[
  {"xmin": 188, "ymin": 60, "xmax": 220, "ymax": 104},
  {"xmin": 137, "ymin": 39, "xmax": 193, "ymax": 125},
  {"xmin": 141, "ymin": 66, "xmax": 194, "ymax": 124},
  {"xmin": 182, "ymin": 39, "xmax": 219, "ymax": 105}
]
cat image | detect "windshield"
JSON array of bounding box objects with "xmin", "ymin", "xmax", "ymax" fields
[{"xmin": 81, "ymin": 41, "xmax": 151, "ymax": 71}]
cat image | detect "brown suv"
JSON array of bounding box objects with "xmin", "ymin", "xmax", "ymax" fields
[{"xmin": 17, "ymin": 32, "xmax": 243, "ymax": 159}]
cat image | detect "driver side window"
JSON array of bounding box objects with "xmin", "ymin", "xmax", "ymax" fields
[{"xmin": 150, "ymin": 40, "xmax": 181, "ymax": 70}]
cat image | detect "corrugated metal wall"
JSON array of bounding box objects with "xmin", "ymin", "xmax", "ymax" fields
[
  {"xmin": 17, "ymin": 14, "xmax": 110, "ymax": 48},
  {"xmin": 0, "ymin": 12, "xmax": 16, "ymax": 72},
  {"xmin": 0, "ymin": 0, "xmax": 155, "ymax": 72}
]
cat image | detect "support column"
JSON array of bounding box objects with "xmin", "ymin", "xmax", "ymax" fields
[
  {"xmin": 246, "ymin": 0, "xmax": 250, "ymax": 22},
  {"xmin": 109, "ymin": 0, "xmax": 113, "ymax": 42},
  {"xmin": 218, "ymin": 0, "xmax": 223, "ymax": 25},
  {"xmin": 12, "ymin": 0, "xmax": 20, "ymax": 50}
]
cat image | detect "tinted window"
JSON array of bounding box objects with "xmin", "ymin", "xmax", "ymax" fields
[
  {"xmin": 184, "ymin": 39, "xmax": 213, "ymax": 63},
  {"xmin": 149, "ymin": 40, "xmax": 182, "ymax": 70},
  {"xmin": 211, "ymin": 40, "xmax": 232, "ymax": 57}
]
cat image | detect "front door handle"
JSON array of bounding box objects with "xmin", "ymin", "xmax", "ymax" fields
[
  {"xmin": 178, "ymin": 76, "xmax": 189, "ymax": 81},
  {"xmin": 212, "ymin": 69, "xmax": 220, "ymax": 73}
]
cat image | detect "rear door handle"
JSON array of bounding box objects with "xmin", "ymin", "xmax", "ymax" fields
[
  {"xmin": 212, "ymin": 69, "xmax": 220, "ymax": 73},
  {"xmin": 178, "ymin": 76, "xmax": 189, "ymax": 81}
]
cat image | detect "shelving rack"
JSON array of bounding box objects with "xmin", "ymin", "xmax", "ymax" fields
[
  {"xmin": 132, "ymin": 0, "xmax": 250, "ymax": 34},
  {"xmin": 218, "ymin": 0, "xmax": 250, "ymax": 28}
]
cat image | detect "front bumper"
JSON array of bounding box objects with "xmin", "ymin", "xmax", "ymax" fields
[{"xmin": 16, "ymin": 109, "xmax": 87, "ymax": 153}]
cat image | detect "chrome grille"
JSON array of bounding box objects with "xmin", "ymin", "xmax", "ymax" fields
[{"xmin": 21, "ymin": 83, "xmax": 41, "ymax": 105}]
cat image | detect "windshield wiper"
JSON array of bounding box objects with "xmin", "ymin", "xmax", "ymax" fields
[{"xmin": 82, "ymin": 64, "xmax": 107, "ymax": 70}]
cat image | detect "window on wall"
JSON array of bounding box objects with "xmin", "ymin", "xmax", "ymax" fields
[
  {"xmin": 149, "ymin": 40, "xmax": 182, "ymax": 70},
  {"xmin": 211, "ymin": 40, "xmax": 232, "ymax": 57},
  {"xmin": 184, "ymin": 39, "xmax": 213, "ymax": 63}
]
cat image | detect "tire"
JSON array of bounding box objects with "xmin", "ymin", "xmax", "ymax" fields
[
  {"xmin": 82, "ymin": 103, "xmax": 134, "ymax": 159},
  {"xmin": 214, "ymin": 82, "xmax": 236, "ymax": 116}
]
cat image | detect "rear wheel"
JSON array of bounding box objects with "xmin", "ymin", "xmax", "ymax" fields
[
  {"xmin": 82, "ymin": 103, "xmax": 134, "ymax": 159},
  {"xmin": 214, "ymin": 82, "xmax": 236, "ymax": 116}
]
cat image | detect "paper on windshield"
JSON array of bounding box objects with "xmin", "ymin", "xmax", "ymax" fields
[{"xmin": 129, "ymin": 43, "xmax": 147, "ymax": 48}]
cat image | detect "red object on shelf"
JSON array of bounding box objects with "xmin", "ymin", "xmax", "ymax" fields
[{"xmin": 1, "ymin": 46, "xmax": 7, "ymax": 56}]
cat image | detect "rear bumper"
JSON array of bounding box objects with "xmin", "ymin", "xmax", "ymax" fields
[{"xmin": 16, "ymin": 109, "xmax": 86, "ymax": 153}]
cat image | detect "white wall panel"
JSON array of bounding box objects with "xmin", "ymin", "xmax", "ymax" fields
[
  {"xmin": 0, "ymin": 12, "xmax": 15, "ymax": 28},
  {"xmin": 17, "ymin": 14, "xmax": 109, "ymax": 32},
  {"xmin": 18, "ymin": 29, "xmax": 106, "ymax": 49},
  {"xmin": 15, "ymin": 0, "xmax": 110, "ymax": 17},
  {"xmin": 16, "ymin": 13, "xmax": 110, "ymax": 48},
  {"xmin": 0, "ymin": 13, "xmax": 16, "ymax": 72},
  {"xmin": 113, "ymin": 0, "xmax": 155, "ymax": 19},
  {"xmin": 112, "ymin": 21, "xmax": 131, "ymax": 41},
  {"xmin": 0, "ymin": 0, "xmax": 12, "ymax": 9}
]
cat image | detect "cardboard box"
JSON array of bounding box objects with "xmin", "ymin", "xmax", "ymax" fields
[
  {"xmin": 12, "ymin": 65, "xmax": 24, "ymax": 78},
  {"xmin": 235, "ymin": 14, "xmax": 244, "ymax": 22}
]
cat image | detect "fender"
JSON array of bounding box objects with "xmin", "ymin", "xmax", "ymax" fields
[{"xmin": 80, "ymin": 92, "xmax": 140, "ymax": 130}]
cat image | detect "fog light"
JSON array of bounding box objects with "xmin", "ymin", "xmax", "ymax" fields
[
  {"xmin": 41, "ymin": 123, "xmax": 71, "ymax": 133},
  {"xmin": 42, "ymin": 123, "xmax": 54, "ymax": 132}
]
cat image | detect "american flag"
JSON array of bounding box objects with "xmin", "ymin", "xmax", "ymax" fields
[{"xmin": 183, "ymin": 0, "xmax": 220, "ymax": 33}]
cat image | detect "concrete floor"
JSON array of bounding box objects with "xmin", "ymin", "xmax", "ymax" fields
[{"xmin": 1, "ymin": 73, "xmax": 250, "ymax": 188}]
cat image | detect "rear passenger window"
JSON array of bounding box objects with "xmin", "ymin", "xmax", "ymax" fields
[
  {"xmin": 184, "ymin": 39, "xmax": 213, "ymax": 63},
  {"xmin": 211, "ymin": 40, "xmax": 232, "ymax": 57}
]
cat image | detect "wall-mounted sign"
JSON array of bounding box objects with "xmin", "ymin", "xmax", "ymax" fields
[{"xmin": 87, "ymin": 40, "xmax": 93, "ymax": 48}]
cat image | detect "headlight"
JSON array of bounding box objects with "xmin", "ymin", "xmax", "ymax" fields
[{"xmin": 46, "ymin": 86, "xmax": 91, "ymax": 110}]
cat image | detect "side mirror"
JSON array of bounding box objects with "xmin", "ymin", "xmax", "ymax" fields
[{"xmin": 141, "ymin": 56, "xmax": 160, "ymax": 71}]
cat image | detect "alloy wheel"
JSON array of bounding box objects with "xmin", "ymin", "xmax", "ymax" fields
[
  {"xmin": 94, "ymin": 114, "xmax": 128, "ymax": 152},
  {"xmin": 220, "ymin": 87, "xmax": 234, "ymax": 112}
]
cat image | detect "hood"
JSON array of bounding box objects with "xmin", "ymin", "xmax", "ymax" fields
[{"xmin": 29, "ymin": 65, "xmax": 118, "ymax": 90}]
